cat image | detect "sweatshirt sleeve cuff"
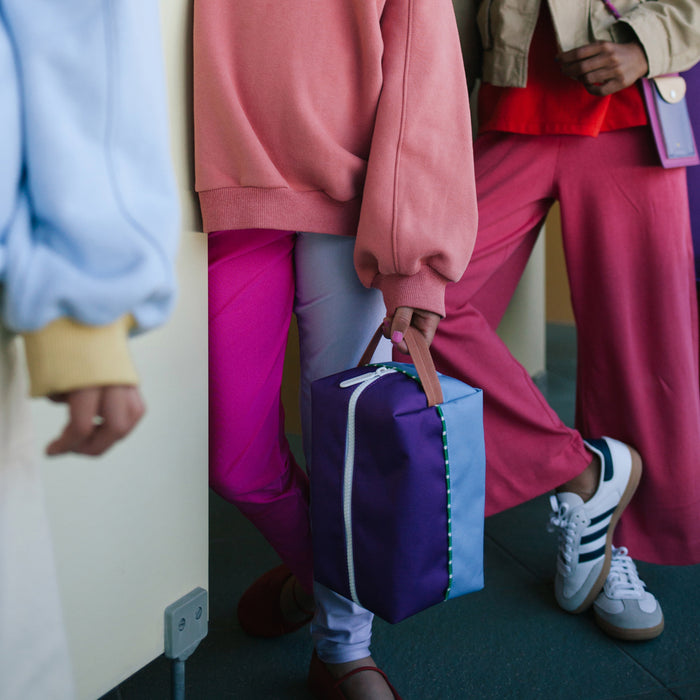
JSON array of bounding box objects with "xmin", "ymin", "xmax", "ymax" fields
[
  {"xmin": 22, "ymin": 316, "xmax": 139, "ymax": 397},
  {"xmin": 372, "ymin": 266, "xmax": 448, "ymax": 318}
]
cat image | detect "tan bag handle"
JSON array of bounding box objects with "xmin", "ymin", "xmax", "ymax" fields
[{"xmin": 358, "ymin": 325, "xmax": 444, "ymax": 407}]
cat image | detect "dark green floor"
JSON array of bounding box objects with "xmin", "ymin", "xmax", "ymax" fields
[{"xmin": 103, "ymin": 324, "xmax": 700, "ymax": 700}]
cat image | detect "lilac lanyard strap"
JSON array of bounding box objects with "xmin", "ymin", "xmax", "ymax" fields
[{"xmin": 601, "ymin": 0, "xmax": 622, "ymax": 19}]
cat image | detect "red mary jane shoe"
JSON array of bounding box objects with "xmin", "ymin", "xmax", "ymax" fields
[
  {"xmin": 307, "ymin": 650, "xmax": 403, "ymax": 699},
  {"xmin": 237, "ymin": 564, "xmax": 314, "ymax": 638}
]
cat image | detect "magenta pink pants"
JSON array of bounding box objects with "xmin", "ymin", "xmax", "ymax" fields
[
  {"xmin": 430, "ymin": 127, "xmax": 700, "ymax": 565},
  {"xmin": 208, "ymin": 229, "xmax": 389, "ymax": 594},
  {"xmin": 209, "ymin": 229, "xmax": 312, "ymax": 591}
]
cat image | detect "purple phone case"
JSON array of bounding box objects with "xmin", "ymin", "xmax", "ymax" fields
[{"xmin": 643, "ymin": 77, "xmax": 700, "ymax": 169}]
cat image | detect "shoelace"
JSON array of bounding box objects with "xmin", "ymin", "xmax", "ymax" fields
[
  {"xmin": 547, "ymin": 494, "xmax": 575, "ymax": 574},
  {"xmin": 603, "ymin": 546, "xmax": 646, "ymax": 599}
]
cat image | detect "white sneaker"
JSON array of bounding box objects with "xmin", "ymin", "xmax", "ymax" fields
[
  {"xmin": 548, "ymin": 437, "xmax": 642, "ymax": 613},
  {"xmin": 593, "ymin": 546, "xmax": 664, "ymax": 641}
]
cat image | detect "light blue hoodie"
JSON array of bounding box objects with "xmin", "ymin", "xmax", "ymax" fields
[{"xmin": 0, "ymin": 0, "xmax": 179, "ymax": 335}]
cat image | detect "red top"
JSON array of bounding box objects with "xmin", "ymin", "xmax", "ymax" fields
[{"xmin": 478, "ymin": 5, "xmax": 647, "ymax": 136}]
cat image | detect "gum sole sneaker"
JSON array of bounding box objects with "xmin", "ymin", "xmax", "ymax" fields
[
  {"xmin": 593, "ymin": 546, "xmax": 664, "ymax": 641},
  {"xmin": 548, "ymin": 437, "xmax": 642, "ymax": 614}
]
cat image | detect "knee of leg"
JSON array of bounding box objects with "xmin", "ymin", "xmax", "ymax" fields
[{"xmin": 210, "ymin": 461, "xmax": 307, "ymax": 508}]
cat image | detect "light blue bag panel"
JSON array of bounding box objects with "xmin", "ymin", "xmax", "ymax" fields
[{"xmin": 381, "ymin": 362, "xmax": 486, "ymax": 600}]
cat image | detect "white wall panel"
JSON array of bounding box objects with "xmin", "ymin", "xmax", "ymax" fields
[{"xmin": 33, "ymin": 2, "xmax": 208, "ymax": 697}]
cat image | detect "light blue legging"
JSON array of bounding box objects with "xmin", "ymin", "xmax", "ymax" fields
[{"xmin": 295, "ymin": 231, "xmax": 390, "ymax": 663}]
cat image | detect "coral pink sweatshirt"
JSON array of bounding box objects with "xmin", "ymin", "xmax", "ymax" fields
[{"xmin": 193, "ymin": 0, "xmax": 477, "ymax": 316}]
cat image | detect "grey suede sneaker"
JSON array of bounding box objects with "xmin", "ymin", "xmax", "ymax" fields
[{"xmin": 593, "ymin": 546, "xmax": 664, "ymax": 641}]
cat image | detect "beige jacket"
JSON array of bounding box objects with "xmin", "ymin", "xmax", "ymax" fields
[{"xmin": 475, "ymin": 0, "xmax": 700, "ymax": 87}]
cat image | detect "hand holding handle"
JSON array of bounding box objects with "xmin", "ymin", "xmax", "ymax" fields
[{"xmin": 359, "ymin": 325, "xmax": 444, "ymax": 407}]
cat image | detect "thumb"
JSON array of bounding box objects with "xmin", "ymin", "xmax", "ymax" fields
[{"xmin": 389, "ymin": 306, "xmax": 413, "ymax": 354}]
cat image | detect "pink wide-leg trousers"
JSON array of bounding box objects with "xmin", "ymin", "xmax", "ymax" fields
[{"xmin": 429, "ymin": 127, "xmax": 700, "ymax": 565}]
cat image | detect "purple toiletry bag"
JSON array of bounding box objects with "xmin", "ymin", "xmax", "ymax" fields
[{"xmin": 310, "ymin": 327, "xmax": 485, "ymax": 623}]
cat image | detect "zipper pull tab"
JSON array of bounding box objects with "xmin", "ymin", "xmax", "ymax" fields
[{"xmin": 339, "ymin": 366, "xmax": 395, "ymax": 388}]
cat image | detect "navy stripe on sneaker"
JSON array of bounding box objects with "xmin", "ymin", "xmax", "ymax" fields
[
  {"xmin": 580, "ymin": 525, "xmax": 608, "ymax": 545},
  {"xmin": 586, "ymin": 438, "xmax": 614, "ymax": 481},
  {"xmin": 589, "ymin": 505, "xmax": 616, "ymax": 526},
  {"xmin": 579, "ymin": 545, "xmax": 606, "ymax": 563}
]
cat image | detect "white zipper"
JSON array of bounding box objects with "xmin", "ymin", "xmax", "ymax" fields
[
  {"xmin": 340, "ymin": 366, "xmax": 396, "ymax": 604},
  {"xmin": 339, "ymin": 366, "xmax": 395, "ymax": 388}
]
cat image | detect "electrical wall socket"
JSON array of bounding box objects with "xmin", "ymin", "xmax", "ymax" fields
[{"xmin": 164, "ymin": 587, "xmax": 208, "ymax": 661}]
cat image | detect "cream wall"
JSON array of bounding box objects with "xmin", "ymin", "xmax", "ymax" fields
[
  {"xmin": 31, "ymin": 3, "xmax": 208, "ymax": 699},
  {"xmin": 545, "ymin": 205, "xmax": 576, "ymax": 323}
]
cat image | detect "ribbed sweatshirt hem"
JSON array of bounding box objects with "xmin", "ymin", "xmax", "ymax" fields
[{"xmin": 198, "ymin": 187, "xmax": 363, "ymax": 236}]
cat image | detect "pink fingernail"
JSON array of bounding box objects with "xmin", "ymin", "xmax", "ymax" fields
[{"xmin": 392, "ymin": 331, "xmax": 404, "ymax": 344}]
